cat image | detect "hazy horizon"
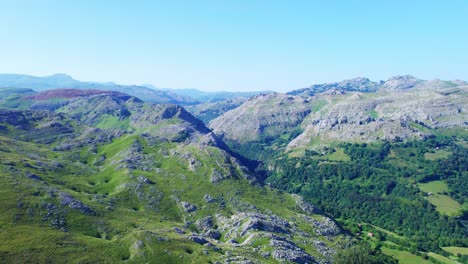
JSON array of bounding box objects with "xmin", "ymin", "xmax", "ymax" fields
[
  {"xmin": 1, "ymin": 1, "xmax": 467, "ymax": 92},
  {"xmin": 3, "ymin": 72, "xmax": 465, "ymax": 94}
]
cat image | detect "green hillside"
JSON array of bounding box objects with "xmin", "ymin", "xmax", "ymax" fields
[{"xmin": 0, "ymin": 91, "xmax": 365, "ymax": 263}]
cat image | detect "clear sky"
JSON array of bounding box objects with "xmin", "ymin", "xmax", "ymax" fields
[{"xmin": 1, "ymin": 0, "xmax": 467, "ymax": 92}]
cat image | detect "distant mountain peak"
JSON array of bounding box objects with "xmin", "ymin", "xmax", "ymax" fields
[
  {"xmin": 47, "ymin": 73, "xmax": 74, "ymax": 80},
  {"xmin": 382, "ymin": 75, "xmax": 423, "ymax": 90},
  {"xmin": 386, "ymin": 74, "xmax": 419, "ymax": 80},
  {"xmin": 288, "ymin": 76, "xmax": 380, "ymax": 96}
]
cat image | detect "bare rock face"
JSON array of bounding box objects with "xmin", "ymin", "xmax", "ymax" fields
[
  {"xmin": 59, "ymin": 192, "xmax": 94, "ymax": 215},
  {"xmin": 185, "ymin": 235, "xmax": 209, "ymax": 245},
  {"xmin": 303, "ymin": 216, "xmax": 341, "ymax": 237},
  {"xmin": 240, "ymin": 216, "xmax": 289, "ymax": 236},
  {"xmin": 212, "ymin": 211, "xmax": 339, "ymax": 263},
  {"xmin": 212, "ymin": 76, "xmax": 467, "ymax": 151},
  {"xmin": 205, "ymin": 229, "xmax": 221, "ymax": 240},
  {"xmin": 195, "ymin": 216, "xmax": 214, "ymax": 232},
  {"xmin": 271, "ymin": 237, "xmax": 317, "ymax": 264},
  {"xmin": 381, "ymin": 75, "xmax": 424, "ymax": 90},
  {"xmin": 218, "ymin": 212, "xmax": 291, "ymax": 239},
  {"xmin": 289, "ymin": 77, "xmax": 381, "ymax": 96},
  {"xmin": 204, "ymin": 194, "xmax": 215, "ymax": 203},
  {"xmin": 210, "ymin": 93, "xmax": 312, "ymax": 143},
  {"xmin": 287, "ymin": 85, "xmax": 467, "ymax": 150},
  {"xmin": 292, "ymin": 194, "xmax": 322, "ymax": 215},
  {"xmin": 180, "ymin": 201, "xmax": 197, "ymax": 213},
  {"xmin": 210, "ymin": 169, "xmax": 227, "ymax": 183}
]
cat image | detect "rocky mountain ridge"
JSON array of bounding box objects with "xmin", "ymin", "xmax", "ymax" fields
[
  {"xmin": 211, "ymin": 76, "xmax": 468, "ymax": 151},
  {"xmin": 210, "ymin": 93, "xmax": 313, "ymax": 143},
  {"xmin": 288, "ymin": 75, "xmax": 466, "ymax": 97}
]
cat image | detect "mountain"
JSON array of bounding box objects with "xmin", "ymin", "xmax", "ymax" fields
[
  {"xmin": 210, "ymin": 93, "xmax": 312, "ymax": 143},
  {"xmin": 212, "ymin": 76, "xmax": 468, "ymax": 150},
  {"xmin": 163, "ymin": 88, "xmax": 272, "ymax": 103},
  {"xmin": 288, "ymin": 77, "xmax": 381, "ymax": 96},
  {"xmin": 0, "ymin": 87, "xmax": 36, "ymax": 109},
  {"xmin": 0, "ymin": 74, "xmax": 271, "ymax": 106},
  {"xmin": 0, "ymin": 89, "xmax": 364, "ymax": 263},
  {"xmin": 185, "ymin": 97, "xmax": 248, "ymax": 124},
  {"xmin": 288, "ymin": 75, "xmax": 467, "ymax": 97},
  {"xmin": 2, "ymin": 75, "xmax": 466, "ymax": 263},
  {"xmin": 209, "ymin": 76, "xmax": 468, "ymax": 263},
  {"xmin": 0, "ymin": 74, "xmax": 199, "ymax": 105}
]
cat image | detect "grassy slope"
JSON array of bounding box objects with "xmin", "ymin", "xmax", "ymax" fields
[
  {"xmin": 359, "ymin": 223, "xmax": 459, "ymax": 264},
  {"xmin": 442, "ymin": 246, "xmax": 468, "ymax": 255},
  {"xmin": 381, "ymin": 247, "xmax": 432, "ymax": 264},
  {"xmin": 426, "ymin": 195, "xmax": 462, "ymax": 216},
  {"xmin": 418, "ymin": 181, "xmax": 462, "ymax": 216},
  {"xmin": 427, "ymin": 252, "xmax": 458, "ymax": 264},
  {"xmin": 418, "ymin": 181, "xmax": 449, "ymax": 193},
  {"xmin": 0, "ymin": 129, "xmax": 343, "ymax": 263},
  {"xmin": 424, "ymin": 150, "xmax": 451, "ymax": 161}
]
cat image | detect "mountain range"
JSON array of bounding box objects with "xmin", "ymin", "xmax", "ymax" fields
[
  {"xmin": 211, "ymin": 75, "xmax": 467, "ymax": 151},
  {"xmin": 0, "ymin": 73, "xmax": 466, "ymax": 263},
  {"xmin": 0, "ymin": 87, "xmax": 358, "ymax": 263},
  {"xmin": 0, "ymin": 74, "xmax": 269, "ymax": 106}
]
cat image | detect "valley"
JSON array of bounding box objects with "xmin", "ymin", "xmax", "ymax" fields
[{"xmin": 0, "ymin": 75, "xmax": 466, "ymax": 263}]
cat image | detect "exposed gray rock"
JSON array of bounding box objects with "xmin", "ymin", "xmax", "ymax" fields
[
  {"xmin": 381, "ymin": 75, "xmax": 423, "ymax": 90},
  {"xmin": 292, "ymin": 194, "xmax": 322, "ymax": 215},
  {"xmin": 186, "ymin": 235, "xmax": 209, "ymax": 245},
  {"xmin": 271, "ymin": 237, "xmax": 317, "ymax": 264},
  {"xmin": 58, "ymin": 192, "xmax": 93, "ymax": 215},
  {"xmin": 137, "ymin": 176, "xmax": 153, "ymax": 184},
  {"xmin": 223, "ymin": 256, "xmax": 254, "ymax": 264},
  {"xmin": 312, "ymin": 240, "xmax": 336, "ymax": 261},
  {"xmin": 204, "ymin": 194, "xmax": 215, "ymax": 203},
  {"xmin": 288, "ymin": 77, "xmax": 380, "ymax": 96},
  {"xmin": 211, "ymin": 169, "xmax": 227, "ymax": 183},
  {"xmin": 218, "ymin": 212, "xmax": 291, "ymax": 240},
  {"xmin": 205, "ymin": 229, "xmax": 221, "ymax": 240},
  {"xmin": 133, "ymin": 240, "xmax": 144, "ymax": 249},
  {"xmin": 174, "ymin": 227, "xmax": 185, "ymax": 234},
  {"xmin": 210, "ymin": 93, "xmax": 312, "ymax": 143},
  {"xmin": 196, "ymin": 216, "xmax": 214, "ymax": 231},
  {"xmin": 27, "ymin": 172, "xmax": 42, "ymax": 181},
  {"xmin": 211, "ymin": 77, "xmax": 467, "ymax": 150},
  {"xmin": 240, "ymin": 217, "xmax": 288, "ymax": 236},
  {"xmin": 180, "ymin": 201, "xmax": 197, "ymax": 213},
  {"xmin": 303, "ymin": 216, "xmax": 341, "ymax": 237}
]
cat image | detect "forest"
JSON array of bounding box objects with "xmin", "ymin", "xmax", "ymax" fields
[{"xmin": 228, "ymin": 134, "xmax": 468, "ymax": 256}]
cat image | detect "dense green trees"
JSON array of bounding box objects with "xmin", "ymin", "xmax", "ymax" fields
[
  {"xmin": 229, "ymin": 135, "xmax": 468, "ymax": 253},
  {"xmin": 335, "ymin": 243, "xmax": 397, "ymax": 264}
]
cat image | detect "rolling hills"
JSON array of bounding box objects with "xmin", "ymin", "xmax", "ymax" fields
[
  {"xmin": 0, "ymin": 89, "xmax": 358, "ymax": 263},
  {"xmin": 1, "ymin": 74, "xmax": 467, "ymax": 263}
]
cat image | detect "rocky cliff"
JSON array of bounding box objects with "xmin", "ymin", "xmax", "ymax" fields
[{"xmin": 211, "ymin": 76, "xmax": 468, "ymax": 151}]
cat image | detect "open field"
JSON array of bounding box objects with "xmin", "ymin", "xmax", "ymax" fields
[
  {"xmin": 418, "ymin": 180, "xmax": 449, "ymax": 194},
  {"xmin": 442, "ymin": 246, "xmax": 468, "ymax": 255},
  {"xmin": 424, "ymin": 150, "xmax": 451, "ymax": 160},
  {"xmin": 426, "ymin": 194, "xmax": 462, "ymax": 216},
  {"xmin": 427, "ymin": 252, "xmax": 457, "ymax": 264},
  {"xmin": 381, "ymin": 247, "xmax": 432, "ymax": 264}
]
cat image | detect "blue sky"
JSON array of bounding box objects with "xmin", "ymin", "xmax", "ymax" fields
[{"xmin": 1, "ymin": 0, "xmax": 467, "ymax": 91}]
